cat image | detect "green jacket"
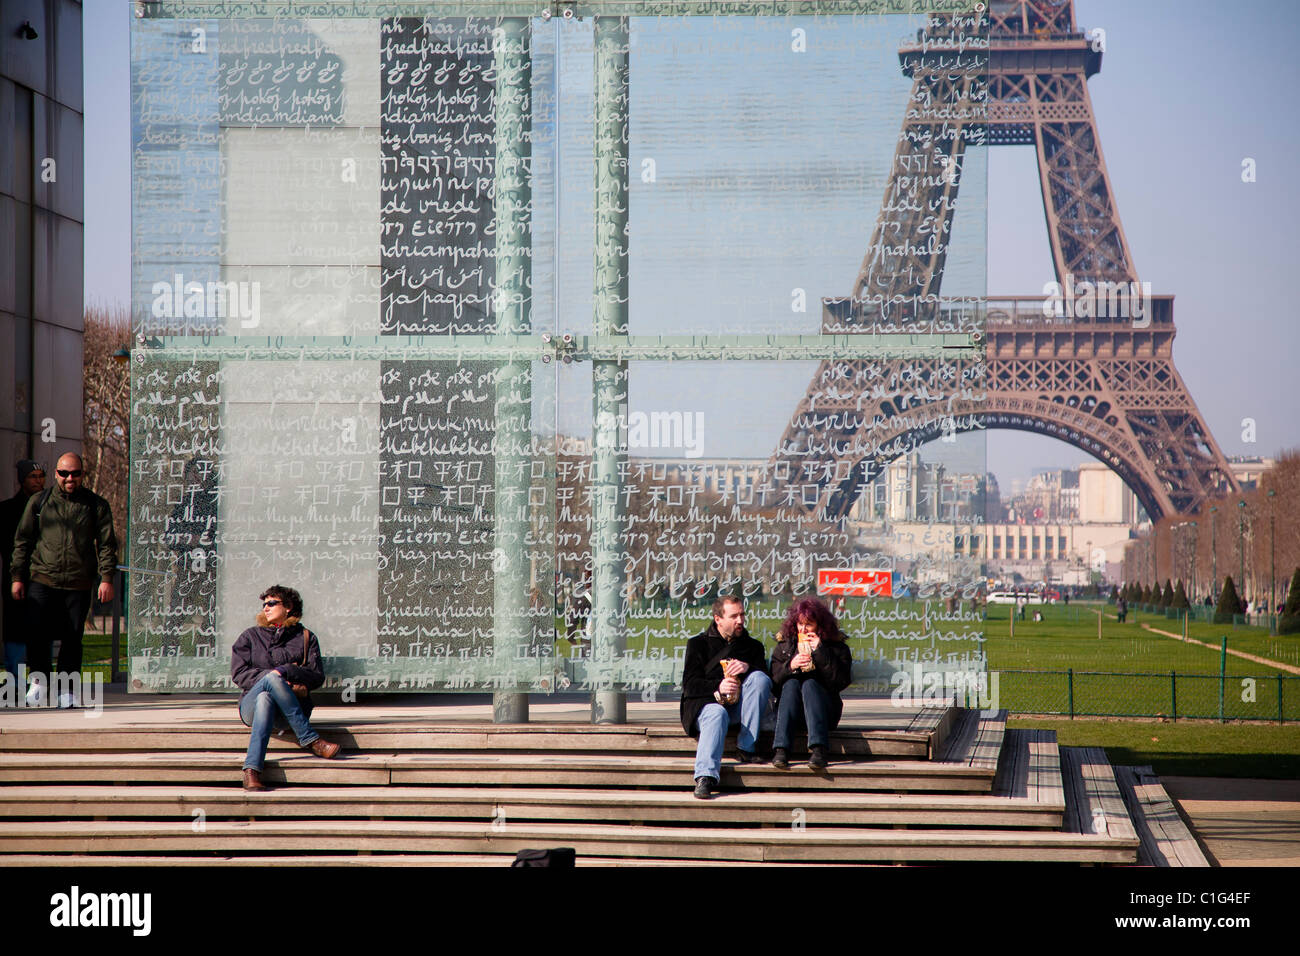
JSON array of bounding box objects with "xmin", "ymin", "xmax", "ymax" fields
[{"xmin": 10, "ymin": 485, "xmax": 118, "ymax": 590}]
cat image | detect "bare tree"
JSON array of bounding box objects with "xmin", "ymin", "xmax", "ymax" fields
[{"xmin": 82, "ymin": 302, "xmax": 130, "ymax": 547}]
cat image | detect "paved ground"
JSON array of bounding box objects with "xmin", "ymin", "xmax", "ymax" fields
[{"xmin": 1161, "ymin": 776, "xmax": 1300, "ymax": 867}]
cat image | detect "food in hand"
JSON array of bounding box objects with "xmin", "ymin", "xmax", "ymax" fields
[{"xmin": 719, "ymin": 660, "xmax": 739, "ymax": 703}]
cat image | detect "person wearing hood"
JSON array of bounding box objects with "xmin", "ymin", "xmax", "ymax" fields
[
  {"xmin": 679, "ymin": 595, "xmax": 771, "ymax": 799},
  {"xmin": 230, "ymin": 585, "xmax": 340, "ymax": 791}
]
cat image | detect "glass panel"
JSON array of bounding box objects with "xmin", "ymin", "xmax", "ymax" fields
[
  {"xmin": 130, "ymin": 12, "xmax": 560, "ymax": 693},
  {"xmin": 128, "ymin": 349, "xmax": 558, "ymax": 692},
  {"xmin": 555, "ymin": 10, "xmax": 987, "ymax": 696}
]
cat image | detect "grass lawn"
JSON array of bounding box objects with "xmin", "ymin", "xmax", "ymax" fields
[
  {"xmin": 1126, "ymin": 609, "xmax": 1300, "ymax": 668},
  {"xmin": 983, "ymin": 603, "xmax": 1299, "ymax": 719},
  {"xmin": 1010, "ymin": 717, "xmax": 1300, "ymax": 779}
]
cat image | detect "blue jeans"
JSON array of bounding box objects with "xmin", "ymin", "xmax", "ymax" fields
[
  {"xmin": 774, "ymin": 677, "xmax": 831, "ymax": 751},
  {"xmin": 238, "ymin": 672, "xmax": 320, "ymax": 771},
  {"xmin": 693, "ymin": 670, "xmax": 772, "ymax": 781},
  {"xmin": 3, "ymin": 641, "xmax": 25, "ymax": 679}
]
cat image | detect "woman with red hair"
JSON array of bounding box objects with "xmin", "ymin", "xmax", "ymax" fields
[{"xmin": 770, "ymin": 596, "xmax": 853, "ymax": 770}]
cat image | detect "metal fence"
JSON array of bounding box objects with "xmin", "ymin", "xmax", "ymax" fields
[
  {"xmin": 996, "ymin": 668, "xmax": 1300, "ymax": 722},
  {"xmin": 1128, "ymin": 602, "xmax": 1276, "ymax": 632}
]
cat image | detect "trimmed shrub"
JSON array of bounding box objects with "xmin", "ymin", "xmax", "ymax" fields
[
  {"xmin": 1278, "ymin": 568, "xmax": 1300, "ymax": 635},
  {"xmin": 1214, "ymin": 576, "xmax": 1244, "ymax": 624}
]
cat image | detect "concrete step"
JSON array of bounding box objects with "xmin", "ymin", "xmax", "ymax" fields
[
  {"xmin": 0, "ymin": 818, "xmax": 1141, "ymax": 863},
  {"xmin": 0, "ymin": 708, "xmax": 952, "ymax": 759},
  {"xmin": 1060, "ymin": 746, "xmax": 1140, "ymax": 864},
  {"xmin": 0, "ymin": 783, "xmax": 1062, "ymax": 828},
  {"xmin": 0, "ymin": 854, "xmax": 787, "ymax": 867},
  {"xmin": 993, "ymin": 728, "xmax": 1065, "ymax": 811},
  {"xmin": 0, "ymin": 751, "xmax": 996, "ymax": 792},
  {"xmin": 940, "ymin": 708, "xmax": 1007, "ymax": 770},
  {"xmin": 1114, "ymin": 766, "xmax": 1211, "ymax": 867}
]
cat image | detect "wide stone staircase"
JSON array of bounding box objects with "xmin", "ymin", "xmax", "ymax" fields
[{"xmin": 0, "ymin": 701, "xmax": 1208, "ymax": 865}]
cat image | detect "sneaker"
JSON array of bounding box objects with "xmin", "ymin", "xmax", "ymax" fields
[
  {"xmin": 57, "ymin": 692, "xmax": 79, "ymax": 709},
  {"xmin": 771, "ymin": 748, "xmax": 789, "ymax": 771},
  {"xmin": 693, "ymin": 776, "xmax": 716, "ymax": 799},
  {"xmin": 736, "ymin": 749, "xmax": 765, "ymax": 765},
  {"xmin": 808, "ymin": 745, "xmax": 828, "ymax": 771}
]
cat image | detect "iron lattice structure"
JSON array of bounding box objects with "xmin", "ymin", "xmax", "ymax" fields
[{"xmin": 773, "ymin": 0, "xmax": 1237, "ymax": 523}]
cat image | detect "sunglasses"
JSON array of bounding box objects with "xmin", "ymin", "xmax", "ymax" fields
[
  {"xmin": 57, "ymin": 469, "xmax": 83, "ymax": 478},
  {"xmin": 262, "ymin": 600, "xmax": 282, "ymax": 608}
]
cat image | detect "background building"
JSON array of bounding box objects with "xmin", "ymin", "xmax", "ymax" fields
[{"xmin": 0, "ymin": 0, "xmax": 84, "ymax": 482}]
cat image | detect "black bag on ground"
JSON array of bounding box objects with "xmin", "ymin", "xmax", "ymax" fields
[{"xmin": 511, "ymin": 848, "xmax": 576, "ymax": 868}]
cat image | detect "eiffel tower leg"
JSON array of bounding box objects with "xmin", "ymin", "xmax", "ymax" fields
[{"xmin": 847, "ymin": 69, "xmax": 985, "ymax": 330}]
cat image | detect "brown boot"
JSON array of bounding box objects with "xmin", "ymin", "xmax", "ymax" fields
[
  {"xmin": 242, "ymin": 768, "xmax": 270, "ymax": 791},
  {"xmin": 308, "ymin": 737, "xmax": 340, "ymax": 759}
]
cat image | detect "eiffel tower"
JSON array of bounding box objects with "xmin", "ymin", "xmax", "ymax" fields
[{"xmin": 772, "ymin": 0, "xmax": 1237, "ymax": 523}]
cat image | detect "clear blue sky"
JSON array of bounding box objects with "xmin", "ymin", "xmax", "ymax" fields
[{"xmin": 84, "ymin": 1, "xmax": 1300, "ymax": 490}]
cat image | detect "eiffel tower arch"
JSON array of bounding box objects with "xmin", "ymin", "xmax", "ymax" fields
[{"xmin": 773, "ymin": 0, "xmax": 1238, "ymax": 524}]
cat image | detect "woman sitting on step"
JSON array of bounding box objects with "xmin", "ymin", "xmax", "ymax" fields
[
  {"xmin": 230, "ymin": 585, "xmax": 340, "ymax": 791},
  {"xmin": 769, "ymin": 596, "xmax": 853, "ymax": 771}
]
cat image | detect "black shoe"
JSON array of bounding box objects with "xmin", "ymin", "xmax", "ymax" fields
[
  {"xmin": 808, "ymin": 745, "xmax": 828, "ymax": 771},
  {"xmin": 736, "ymin": 749, "xmax": 765, "ymax": 765},
  {"xmin": 693, "ymin": 776, "xmax": 716, "ymax": 799},
  {"xmin": 771, "ymin": 748, "xmax": 789, "ymax": 770}
]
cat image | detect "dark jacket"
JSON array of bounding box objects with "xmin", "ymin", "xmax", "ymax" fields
[
  {"xmin": 10, "ymin": 485, "xmax": 117, "ymax": 590},
  {"xmin": 771, "ymin": 637, "xmax": 853, "ymax": 730},
  {"xmin": 679, "ymin": 622, "xmax": 769, "ymax": 736},
  {"xmin": 1, "ymin": 490, "xmax": 36, "ymax": 641},
  {"xmin": 230, "ymin": 614, "xmax": 325, "ymax": 706},
  {"xmin": 1, "ymin": 491, "xmax": 34, "ymax": 578}
]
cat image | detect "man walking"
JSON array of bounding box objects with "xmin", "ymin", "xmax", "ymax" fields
[
  {"xmin": 680, "ymin": 595, "xmax": 771, "ymax": 799},
  {"xmin": 1, "ymin": 460, "xmax": 46, "ymax": 678},
  {"xmin": 10, "ymin": 452, "xmax": 118, "ymax": 707}
]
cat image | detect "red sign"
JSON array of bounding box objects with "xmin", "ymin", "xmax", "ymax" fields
[{"xmin": 817, "ymin": 569, "xmax": 892, "ymax": 597}]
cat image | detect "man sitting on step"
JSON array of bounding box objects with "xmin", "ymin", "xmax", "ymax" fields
[{"xmin": 680, "ymin": 595, "xmax": 771, "ymax": 799}]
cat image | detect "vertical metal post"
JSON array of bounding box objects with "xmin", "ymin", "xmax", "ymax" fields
[
  {"xmin": 1269, "ymin": 489, "xmax": 1276, "ymax": 633},
  {"xmin": 1237, "ymin": 500, "xmax": 1245, "ymax": 601},
  {"xmin": 1170, "ymin": 670, "xmax": 1177, "ymax": 723},
  {"xmin": 111, "ymin": 567, "xmax": 125, "ymax": 683},
  {"xmin": 1278, "ymin": 674, "xmax": 1284, "ymax": 725},
  {"xmin": 1219, "ymin": 636, "xmax": 1227, "ymax": 723},
  {"xmin": 1210, "ymin": 506, "xmax": 1217, "ymax": 599},
  {"xmin": 491, "ymin": 16, "xmax": 533, "ymax": 724},
  {"xmin": 589, "ymin": 15, "xmax": 629, "ymax": 724},
  {"xmin": 1066, "ymin": 667, "xmax": 1073, "ymax": 720}
]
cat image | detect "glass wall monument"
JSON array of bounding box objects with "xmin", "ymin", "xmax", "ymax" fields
[{"xmin": 128, "ymin": 1, "xmax": 988, "ymax": 713}]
